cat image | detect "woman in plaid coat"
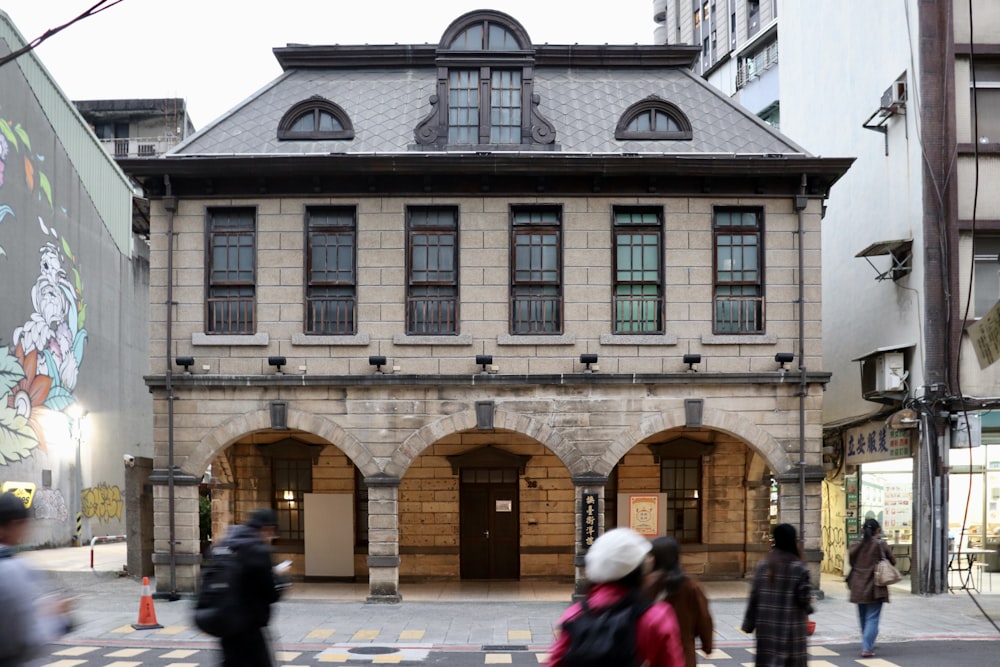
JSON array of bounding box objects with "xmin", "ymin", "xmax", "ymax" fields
[{"xmin": 741, "ymin": 524, "xmax": 814, "ymax": 667}]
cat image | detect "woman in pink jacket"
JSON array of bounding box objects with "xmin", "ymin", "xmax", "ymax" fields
[{"xmin": 548, "ymin": 528, "xmax": 685, "ymax": 667}]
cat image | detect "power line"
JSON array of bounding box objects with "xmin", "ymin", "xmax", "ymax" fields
[{"xmin": 0, "ymin": 0, "xmax": 127, "ymax": 69}]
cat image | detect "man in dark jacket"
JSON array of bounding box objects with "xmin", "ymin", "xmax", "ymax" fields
[{"xmin": 219, "ymin": 508, "xmax": 286, "ymax": 667}]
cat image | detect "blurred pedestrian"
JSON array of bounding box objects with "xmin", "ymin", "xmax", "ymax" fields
[
  {"xmin": 218, "ymin": 508, "xmax": 289, "ymax": 667},
  {"xmin": 847, "ymin": 517, "xmax": 895, "ymax": 658},
  {"xmin": 646, "ymin": 536, "xmax": 714, "ymax": 667},
  {"xmin": 548, "ymin": 527, "xmax": 685, "ymax": 667},
  {"xmin": 741, "ymin": 523, "xmax": 814, "ymax": 667},
  {"xmin": 0, "ymin": 491, "xmax": 74, "ymax": 666}
]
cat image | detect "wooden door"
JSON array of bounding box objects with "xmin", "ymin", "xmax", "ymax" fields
[{"xmin": 459, "ymin": 468, "xmax": 519, "ymax": 579}]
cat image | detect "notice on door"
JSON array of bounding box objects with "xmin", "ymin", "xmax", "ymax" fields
[
  {"xmin": 495, "ymin": 499, "xmax": 512, "ymax": 512},
  {"xmin": 628, "ymin": 495, "xmax": 659, "ymax": 536}
]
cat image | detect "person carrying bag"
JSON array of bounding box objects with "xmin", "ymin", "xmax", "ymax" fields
[{"xmin": 847, "ymin": 518, "xmax": 896, "ymax": 658}]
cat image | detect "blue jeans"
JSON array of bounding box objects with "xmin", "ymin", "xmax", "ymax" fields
[{"xmin": 857, "ymin": 601, "xmax": 883, "ymax": 652}]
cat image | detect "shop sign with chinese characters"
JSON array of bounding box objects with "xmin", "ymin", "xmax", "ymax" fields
[
  {"xmin": 581, "ymin": 492, "xmax": 598, "ymax": 549},
  {"xmin": 845, "ymin": 421, "xmax": 912, "ymax": 465}
]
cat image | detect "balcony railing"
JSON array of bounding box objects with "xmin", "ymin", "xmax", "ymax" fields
[
  {"xmin": 407, "ymin": 294, "xmax": 457, "ymax": 335},
  {"xmin": 207, "ymin": 296, "xmax": 255, "ymax": 334},
  {"xmin": 511, "ymin": 294, "xmax": 561, "ymax": 334},
  {"xmin": 714, "ymin": 295, "xmax": 765, "ymax": 334},
  {"xmin": 97, "ymin": 135, "xmax": 181, "ymax": 159},
  {"xmin": 306, "ymin": 295, "xmax": 356, "ymax": 335}
]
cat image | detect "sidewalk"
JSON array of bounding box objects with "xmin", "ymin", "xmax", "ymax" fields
[{"xmin": 20, "ymin": 543, "xmax": 1000, "ymax": 652}]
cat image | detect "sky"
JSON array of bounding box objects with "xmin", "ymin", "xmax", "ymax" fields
[{"xmin": 2, "ymin": 0, "xmax": 656, "ymax": 128}]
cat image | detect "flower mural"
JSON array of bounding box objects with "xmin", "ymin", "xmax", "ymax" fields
[{"xmin": 0, "ymin": 117, "xmax": 87, "ymax": 465}]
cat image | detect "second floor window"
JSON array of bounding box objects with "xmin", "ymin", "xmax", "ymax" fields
[
  {"xmin": 714, "ymin": 208, "xmax": 764, "ymax": 334},
  {"xmin": 207, "ymin": 207, "xmax": 255, "ymax": 334},
  {"xmin": 448, "ymin": 69, "xmax": 522, "ymax": 144},
  {"xmin": 511, "ymin": 207, "xmax": 561, "ymax": 334},
  {"xmin": 407, "ymin": 207, "xmax": 458, "ymax": 334},
  {"xmin": 613, "ymin": 208, "xmax": 663, "ymax": 334},
  {"xmin": 306, "ymin": 207, "xmax": 356, "ymax": 335},
  {"xmin": 974, "ymin": 236, "xmax": 1000, "ymax": 318}
]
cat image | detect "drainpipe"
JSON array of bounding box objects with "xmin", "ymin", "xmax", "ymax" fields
[
  {"xmin": 794, "ymin": 175, "xmax": 809, "ymax": 542},
  {"xmin": 163, "ymin": 176, "xmax": 179, "ymax": 600}
]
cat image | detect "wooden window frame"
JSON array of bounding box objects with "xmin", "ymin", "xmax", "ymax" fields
[
  {"xmin": 406, "ymin": 206, "xmax": 460, "ymax": 335},
  {"xmin": 277, "ymin": 96, "xmax": 354, "ymax": 141},
  {"xmin": 206, "ymin": 207, "xmax": 256, "ymax": 334},
  {"xmin": 615, "ymin": 96, "xmax": 693, "ymax": 141},
  {"xmin": 712, "ymin": 207, "xmax": 765, "ymax": 334},
  {"xmin": 510, "ymin": 206, "xmax": 562, "ymax": 334},
  {"xmin": 304, "ymin": 206, "xmax": 357, "ymax": 335},
  {"xmin": 612, "ymin": 207, "xmax": 664, "ymax": 334},
  {"xmin": 660, "ymin": 456, "xmax": 703, "ymax": 544},
  {"xmin": 271, "ymin": 457, "xmax": 312, "ymax": 544}
]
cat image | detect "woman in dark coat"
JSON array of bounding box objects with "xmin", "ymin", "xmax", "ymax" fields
[
  {"xmin": 741, "ymin": 523, "xmax": 814, "ymax": 667},
  {"xmin": 847, "ymin": 518, "xmax": 895, "ymax": 658},
  {"xmin": 646, "ymin": 536, "xmax": 714, "ymax": 667}
]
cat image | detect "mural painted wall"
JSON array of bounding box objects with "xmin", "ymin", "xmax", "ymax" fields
[{"xmin": 0, "ymin": 21, "xmax": 151, "ymax": 546}]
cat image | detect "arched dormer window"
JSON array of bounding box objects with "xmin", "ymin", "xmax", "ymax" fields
[
  {"xmin": 414, "ymin": 11, "xmax": 555, "ymax": 149},
  {"xmin": 615, "ymin": 97, "xmax": 693, "ymax": 141},
  {"xmin": 278, "ymin": 96, "xmax": 354, "ymax": 141}
]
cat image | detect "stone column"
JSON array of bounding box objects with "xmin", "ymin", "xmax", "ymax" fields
[
  {"xmin": 776, "ymin": 469, "xmax": 827, "ymax": 592},
  {"xmin": 150, "ymin": 468, "xmax": 202, "ymax": 596},
  {"xmin": 572, "ymin": 473, "xmax": 608, "ymax": 600},
  {"xmin": 364, "ymin": 474, "xmax": 401, "ymax": 603}
]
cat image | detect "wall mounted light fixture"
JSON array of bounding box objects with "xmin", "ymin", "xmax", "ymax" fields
[
  {"xmin": 775, "ymin": 352, "xmax": 795, "ymax": 370},
  {"xmin": 268, "ymin": 356, "xmax": 287, "ymax": 373},
  {"xmin": 580, "ymin": 353, "xmax": 599, "ymax": 373},
  {"xmin": 476, "ymin": 354, "xmax": 493, "ymax": 374},
  {"xmin": 369, "ymin": 355, "xmax": 387, "ymax": 373},
  {"xmin": 683, "ymin": 353, "xmax": 701, "ymax": 371},
  {"xmin": 175, "ymin": 356, "xmax": 194, "ymax": 373}
]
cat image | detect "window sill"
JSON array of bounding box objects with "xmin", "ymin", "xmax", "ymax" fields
[
  {"xmin": 600, "ymin": 333, "xmax": 678, "ymax": 346},
  {"xmin": 497, "ymin": 333, "xmax": 576, "ymax": 345},
  {"xmin": 701, "ymin": 333, "xmax": 776, "ymax": 345},
  {"xmin": 192, "ymin": 332, "xmax": 269, "ymax": 346},
  {"xmin": 292, "ymin": 333, "xmax": 370, "ymax": 346},
  {"xmin": 392, "ymin": 334, "xmax": 473, "ymax": 346}
]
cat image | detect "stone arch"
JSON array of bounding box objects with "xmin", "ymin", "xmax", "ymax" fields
[
  {"xmin": 600, "ymin": 406, "xmax": 793, "ymax": 476},
  {"xmin": 389, "ymin": 407, "xmax": 572, "ymax": 477},
  {"xmin": 184, "ymin": 408, "xmax": 375, "ymax": 477}
]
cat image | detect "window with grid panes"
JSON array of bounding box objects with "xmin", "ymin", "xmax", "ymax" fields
[
  {"xmin": 713, "ymin": 208, "xmax": 764, "ymax": 334},
  {"xmin": 613, "ymin": 208, "xmax": 663, "ymax": 333},
  {"xmin": 207, "ymin": 207, "xmax": 255, "ymax": 334},
  {"xmin": 306, "ymin": 207, "xmax": 356, "ymax": 335},
  {"xmin": 974, "ymin": 237, "xmax": 1000, "ymax": 318},
  {"xmin": 661, "ymin": 457, "xmax": 702, "ymax": 543},
  {"xmin": 407, "ymin": 207, "xmax": 458, "ymax": 334},
  {"xmin": 272, "ymin": 458, "xmax": 311, "ymax": 541},
  {"xmin": 511, "ymin": 208, "xmax": 561, "ymax": 334},
  {"xmin": 971, "ymin": 62, "xmax": 1000, "ymax": 144}
]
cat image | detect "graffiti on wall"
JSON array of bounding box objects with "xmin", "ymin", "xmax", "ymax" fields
[
  {"xmin": 81, "ymin": 483, "xmax": 123, "ymax": 523},
  {"xmin": 0, "ymin": 119, "xmax": 89, "ymax": 465},
  {"xmin": 31, "ymin": 488, "xmax": 69, "ymax": 522}
]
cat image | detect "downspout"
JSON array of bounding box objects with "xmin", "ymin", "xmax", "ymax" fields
[
  {"xmin": 163, "ymin": 175, "xmax": 179, "ymax": 600},
  {"xmin": 795, "ymin": 175, "xmax": 809, "ymax": 541}
]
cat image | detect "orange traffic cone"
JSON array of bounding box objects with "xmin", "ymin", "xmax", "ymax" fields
[{"xmin": 131, "ymin": 576, "xmax": 163, "ymax": 630}]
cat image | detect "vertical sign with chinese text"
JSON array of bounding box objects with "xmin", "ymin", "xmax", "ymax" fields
[{"xmin": 581, "ymin": 492, "xmax": 598, "ymax": 549}]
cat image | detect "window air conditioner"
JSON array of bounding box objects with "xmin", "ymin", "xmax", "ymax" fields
[{"xmin": 874, "ymin": 352, "xmax": 906, "ymax": 392}]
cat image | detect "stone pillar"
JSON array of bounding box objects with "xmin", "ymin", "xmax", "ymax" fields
[
  {"xmin": 364, "ymin": 474, "xmax": 401, "ymax": 603},
  {"xmin": 125, "ymin": 456, "xmax": 154, "ymax": 578},
  {"xmin": 776, "ymin": 468, "xmax": 827, "ymax": 593},
  {"xmin": 150, "ymin": 468, "xmax": 202, "ymax": 597},
  {"xmin": 572, "ymin": 473, "xmax": 608, "ymax": 600}
]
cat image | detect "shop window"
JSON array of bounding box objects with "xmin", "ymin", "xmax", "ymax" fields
[
  {"xmin": 277, "ymin": 96, "xmax": 354, "ymax": 140},
  {"xmin": 305, "ymin": 207, "xmax": 356, "ymax": 334},
  {"xmin": 511, "ymin": 207, "xmax": 562, "ymax": 334},
  {"xmin": 407, "ymin": 207, "xmax": 459, "ymax": 334},
  {"xmin": 272, "ymin": 458, "xmax": 311, "ymax": 542},
  {"xmin": 713, "ymin": 207, "xmax": 764, "ymax": 334},
  {"xmin": 207, "ymin": 207, "xmax": 256, "ymax": 334},
  {"xmin": 613, "ymin": 207, "xmax": 663, "ymax": 333},
  {"xmin": 661, "ymin": 457, "xmax": 702, "ymax": 543}
]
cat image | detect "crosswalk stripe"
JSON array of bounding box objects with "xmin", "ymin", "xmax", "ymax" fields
[
  {"xmin": 105, "ymin": 648, "xmax": 148, "ymax": 657},
  {"xmin": 156, "ymin": 625, "xmax": 187, "ymax": 635},
  {"xmin": 103, "ymin": 662, "xmax": 142, "ymax": 667},
  {"xmin": 373, "ymin": 655, "xmax": 404, "ymax": 664},
  {"xmin": 52, "ymin": 647, "xmax": 99, "ymax": 656},
  {"xmin": 163, "ymin": 663, "xmax": 199, "ymax": 667},
  {"xmin": 275, "ymin": 651, "xmax": 302, "ymax": 661},
  {"xmin": 701, "ymin": 649, "xmax": 731, "ymax": 659},
  {"xmin": 160, "ymin": 650, "xmax": 199, "ymax": 659},
  {"xmin": 808, "ymin": 646, "xmax": 839, "ymax": 656},
  {"xmin": 317, "ymin": 653, "xmax": 350, "ymax": 663},
  {"xmin": 110, "ymin": 625, "xmax": 136, "ymax": 634},
  {"xmin": 37, "ymin": 660, "xmax": 87, "ymax": 667},
  {"xmin": 485, "ymin": 654, "xmax": 513, "ymax": 664}
]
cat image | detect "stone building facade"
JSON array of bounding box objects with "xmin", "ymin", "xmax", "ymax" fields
[{"xmin": 122, "ymin": 10, "xmax": 851, "ymax": 600}]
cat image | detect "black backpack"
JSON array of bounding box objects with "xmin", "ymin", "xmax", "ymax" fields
[
  {"xmin": 193, "ymin": 543, "xmax": 245, "ymax": 637},
  {"xmin": 561, "ymin": 593, "xmax": 652, "ymax": 667}
]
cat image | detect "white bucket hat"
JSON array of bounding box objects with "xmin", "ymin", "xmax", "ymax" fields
[{"xmin": 585, "ymin": 527, "xmax": 652, "ymax": 583}]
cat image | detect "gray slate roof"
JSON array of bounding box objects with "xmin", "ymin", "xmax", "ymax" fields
[{"xmin": 175, "ymin": 60, "xmax": 808, "ymax": 158}]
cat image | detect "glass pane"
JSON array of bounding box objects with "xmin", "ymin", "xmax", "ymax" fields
[
  {"xmin": 290, "ymin": 113, "xmax": 314, "ymax": 133},
  {"xmin": 317, "ymin": 110, "xmax": 342, "ymax": 132},
  {"xmin": 450, "ymin": 24, "xmax": 484, "ymax": 49},
  {"xmin": 975, "ymin": 238, "xmax": 1000, "ymax": 317},
  {"xmin": 449, "ymin": 70, "xmax": 479, "ymax": 143},
  {"xmin": 488, "ymin": 23, "xmax": 519, "ymax": 50},
  {"xmin": 974, "ymin": 90, "xmax": 1000, "ymax": 143}
]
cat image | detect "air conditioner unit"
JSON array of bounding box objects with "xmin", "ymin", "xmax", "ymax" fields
[
  {"xmin": 880, "ymin": 80, "xmax": 907, "ymax": 115},
  {"xmin": 874, "ymin": 351, "xmax": 906, "ymax": 392}
]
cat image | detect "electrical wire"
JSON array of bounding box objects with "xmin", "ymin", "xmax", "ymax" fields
[{"xmin": 0, "ymin": 0, "xmax": 127, "ymax": 69}]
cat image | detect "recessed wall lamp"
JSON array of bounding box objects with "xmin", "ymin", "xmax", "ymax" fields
[
  {"xmin": 683, "ymin": 353, "xmax": 701, "ymax": 371},
  {"xmin": 268, "ymin": 356, "xmax": 287, "ymax": 373},
  {"xmin": 175, "ymin": 356, "xmax": 194, "ymax": 373},
  {"xmin": 369, "ymin": 355, "xmax": 387, "ymax": 373},
  {"xmin": 580, "ymin": 353, "xmax": 599, "ymax": 373},
  {"xmin": 775, "ymin": 352, "xmax": 795, "ymax": 370}
]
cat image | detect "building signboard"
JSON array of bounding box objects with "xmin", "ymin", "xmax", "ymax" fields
[
  {"xmin": 845, "ymin": 421, "xmax": 912, "ymax": 465},
  {"xmin": 581, "ymin": 492, "xmax": 598, "ymax": 549}
]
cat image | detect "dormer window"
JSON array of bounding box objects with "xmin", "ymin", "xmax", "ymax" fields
[
  {"xmin": 615, "ymin": 97, "xmax": 693, "ymax": 141},
  {"xmin": 414, "ymin": 10, "xmax": 556, "ymax": 150},
  {"xmin": 278, "ymin": 96, "xmax": 354, "ymax": 141}
]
